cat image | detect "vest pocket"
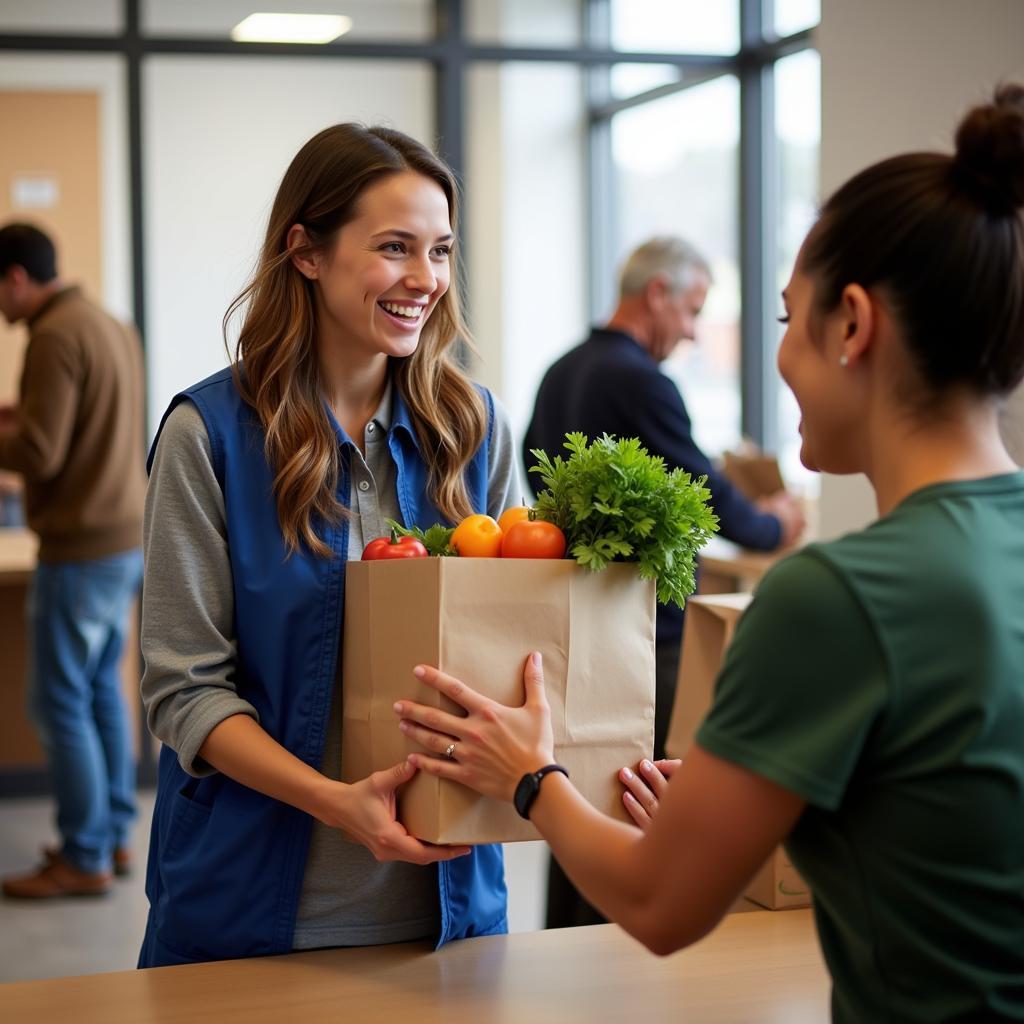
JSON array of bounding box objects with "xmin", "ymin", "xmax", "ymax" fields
[
  {"xmin": 153, "ymin": 778, "xmax": 282, "ymax": 962},
  {"xmin": 163, "ymin": 787, "xmax": 214, "ymax": 860},
  {"xmin": 152, "ymin": 790, "xmax": 218, "ymax": 960}
]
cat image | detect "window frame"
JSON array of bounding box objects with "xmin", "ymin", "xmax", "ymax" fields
[{"xmin": 584, "ymin": 0, "xmax": 815, "ymax": 451}]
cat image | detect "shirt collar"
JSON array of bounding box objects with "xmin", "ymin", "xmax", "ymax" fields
[
  {"xmin": 389, "ymin": 379, "xmax": 421, "ymax": 453},
  {"xmin": 370, "ymin": 374, "xmax": 394, "ymax": 433},
  {"xmin": 325, "ymin": 371, "xmax": 420, "ymax": 454}
]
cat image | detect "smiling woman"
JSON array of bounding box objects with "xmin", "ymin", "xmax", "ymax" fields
[
  {"xmin": 137, "ymin": 123, "xmax": 522, "ymax": 968},
  {"xmin": 286, "ymin": 171, "xmax": 454, "ymax": 368},
  {"xmin": 224, "ymin": 124, "xmax": 489, "ymax": 557}
]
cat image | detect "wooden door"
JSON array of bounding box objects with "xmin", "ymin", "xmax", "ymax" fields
[{"xmin": 0, "ymin": 90, "xmax": 103, "ymax": 401}]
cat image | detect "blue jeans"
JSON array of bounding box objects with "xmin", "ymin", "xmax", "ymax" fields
[{"xmin": 27, "ymin": 549, "xmax": 143, "ymax": 874}]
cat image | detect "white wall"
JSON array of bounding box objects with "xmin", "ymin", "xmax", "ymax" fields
[
  {"xmin": 1000, "ymin": 388, "xmax": 1024, "ymax": 467},
  {"xmin": 815, "ymin": 0, "xmax": 1024, "ymax": 539},
  {"xmin": 140, "ymin": 0, "xmax": 432, "ymax": 41},
  {"xmin": 143, "ymin": 56, "xmax": 433, "ymax": 438},
  {"xmin": 0, "ymin": 0, "xmax": 120, "ymax": 33}
]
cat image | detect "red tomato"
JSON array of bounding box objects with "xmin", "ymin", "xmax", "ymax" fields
[
  {"xmin": 451, "ymin": 514, "xmax": 503, "ymax": 558},
  {"xmin": 362, "ymin": 531, "xmax": 428, "ymax": 560},
  {"xmin": 500, "ymin": 520, "xmax": 567, "ymax": 559}
]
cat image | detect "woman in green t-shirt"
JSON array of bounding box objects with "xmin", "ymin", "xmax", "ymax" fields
[{"xmin": 394, "ymin": 85, "xmax": 1024, "ymax": 1021}]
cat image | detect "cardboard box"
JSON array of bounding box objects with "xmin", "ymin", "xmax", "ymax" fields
[
  {"xmin": 341, "ymin": 558, "xmax": 656, "ymax": 844},
  {"xmin": 663, "ymin": 594, "xmax": 751, "ymax": 760},
  {"xmin": 663, "ymin": 592, "xmax": 810, "ymax": 910},
  {"xmin": 745, "ymin": 847, "xmax": 811, "ymax": 910},
  {"xmin": 721, "ymin": 450, "xmax": 786, "ymax": 501}
]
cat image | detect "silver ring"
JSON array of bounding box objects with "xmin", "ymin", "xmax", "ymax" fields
[{"xmin": 444, "ymin": 741, "xmax": 457, "ymax": 760}]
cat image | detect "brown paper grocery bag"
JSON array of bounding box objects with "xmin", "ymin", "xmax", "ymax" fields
[
  {"xmin": 721, "ymin": 450, "xmax": 786, "ymax": 501},
  {"xmin": 341, "ymin": 558, "xmax": 656, "ymax": 844},
  {"xmin": 664, "ymin": 592, "xmax": 809, "ymax": 909}
]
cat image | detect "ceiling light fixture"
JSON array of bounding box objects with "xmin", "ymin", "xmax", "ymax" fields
[{"xmin": 231, "ymin": 13, "xmax": 353, "ymax": 44}]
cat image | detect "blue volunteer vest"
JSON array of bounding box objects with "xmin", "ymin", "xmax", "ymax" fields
[{"xmin": 138, "ymin": 366, "xmax": 507, "ymax": 967}]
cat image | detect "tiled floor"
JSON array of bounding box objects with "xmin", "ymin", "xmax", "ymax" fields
[
  {"xmin": 0, "ymin": 791, "xmax": 154, "ymax": 983},
  {"xmin": 0, "ymin": 790, "xmax": 549, "ymax": 983}
]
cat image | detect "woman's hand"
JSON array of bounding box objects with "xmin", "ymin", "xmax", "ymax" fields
[
  {"xmin": 196, "ymin": 715, "xmax": 467, "ymax": 865},
  {"xmin": 618, "ymin": 758, "xmax": 682, "ymax": 830},
  {"xmin": 394, "ymin": 652, "xmax": 555, "ymax": 803},
  {"xmin": 318, "ymin": 760, "xmax": 471, "ymax": 865}
]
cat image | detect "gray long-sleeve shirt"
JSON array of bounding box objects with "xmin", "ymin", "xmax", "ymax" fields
[{"xmin": 142, "ymin": 382, "xmax": 521, "ymax": 949}]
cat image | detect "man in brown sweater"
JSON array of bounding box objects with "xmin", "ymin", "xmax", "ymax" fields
[{"xmin": 0, "ymin": 223, "xmax": 146, "ymax": 898}]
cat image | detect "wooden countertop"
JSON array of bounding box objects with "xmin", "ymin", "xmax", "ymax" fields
[
  {"xmin": 0, "ymin": 528, "xmax": 36, "ymax": 583},
  {"xmin": 0, "ymin": 910, "xmax": 829, "ymax": 1024}
]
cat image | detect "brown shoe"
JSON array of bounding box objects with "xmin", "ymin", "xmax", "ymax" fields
[
  {"xmin": 43, "ymin": 844, "xmax": 132, "ymax": 878},
  {"xmin": 112, "ymin": 846, "xmax": 133, "ymax": 878},
  {"xmin": 3, "ymin": 854, "xmax": 112, "ymax": 899}
]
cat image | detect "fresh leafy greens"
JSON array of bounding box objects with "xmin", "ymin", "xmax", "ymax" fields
[
  {"xmin": 386, "ymin": 518, "xmax": 458, "ymax": 557},
  {"xmin": 528, "ymin": 432, "xmax": 719, "ymax": 608}
]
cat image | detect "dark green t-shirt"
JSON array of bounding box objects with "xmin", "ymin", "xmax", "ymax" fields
[{"xmin": 697, "ymin": 473, "xmax": 1024, "ymax": 1023}]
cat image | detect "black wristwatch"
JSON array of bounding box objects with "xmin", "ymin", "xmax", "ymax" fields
[{"xmin": 513, "ymin": 764, "xmax": 569, "ymax": 820}]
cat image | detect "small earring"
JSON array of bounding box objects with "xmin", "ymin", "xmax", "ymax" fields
[{"xmin": 839, "ymin": 354, "xmax": 849, "ymax": 367}]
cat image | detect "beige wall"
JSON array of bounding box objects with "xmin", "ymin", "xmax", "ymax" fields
[
  {"xmin": 1000, "ymin": 388, "xmax": 1024, "ymax": 466},
  {"xmin": 0, "ymin": 90, "xmax": 102, "ymax": 403},
  {"xmin": 815, "ymin": 0, "xmax": 1024, "ymax": 538},
  {"xmin": 819, "ymin": 0, "xmax": 1024, "ymax": 195}
]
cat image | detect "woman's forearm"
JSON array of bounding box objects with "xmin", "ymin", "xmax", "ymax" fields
[
  {"xmin": 198, "ymin": 714, "xmax": 334, "ymax": 822},
  {"xmin": 199, "ymin": 714, "xmax": 469, "ymax": 866},
  {"xmin": 528, "ymin": 773, "xmax": 687, "ymax": 951},
  {"xmin": 527, "ymin": 750, "xmax": 798, "ymax": 956}
]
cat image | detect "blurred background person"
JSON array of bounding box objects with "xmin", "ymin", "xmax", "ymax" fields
[
  {"xmin": 523, "ymin": 236, "xmax": 804, "ymax": 928},
  {"xmin": 0, "ymin": 222, "xmax": 145, "ymax": 899}
]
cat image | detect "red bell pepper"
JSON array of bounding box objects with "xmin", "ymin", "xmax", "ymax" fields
[{"xmin": 361, "ymin": 528, "xmax": 428, "ymax": 561}]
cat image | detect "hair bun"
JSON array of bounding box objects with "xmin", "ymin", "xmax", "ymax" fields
[{"xmin": 953, "ymin": 83, "xmax": 1024, "ymax": 214}]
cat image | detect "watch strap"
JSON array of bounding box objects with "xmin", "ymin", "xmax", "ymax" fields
[{"xmin": 515, "ymin": 763, "xmax": 569, "ymax": 820}]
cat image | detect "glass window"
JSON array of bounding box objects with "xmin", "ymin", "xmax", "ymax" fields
[
  {"xmin": 143, "ymin": 55, "xmax": 433, "ymax": 439},
  {"xmin": 0, "ymin": 0, "xmax": 121, "ymax": 34},
  {"xmin": 465, "ymin": 62, "xmax": 587, "ymax": 447},
  {"xmin": 610, "ymin": 0, "xmax": 739, "ymax": 56},
  {"xmin": 610, "ymin": 64, "xmax": 682, "ymax": 101},
  {"xmin": 610, "ymin": 74, "xmax": 741, "ymax": 458},
  {"xmin": 142, "ymin": 0, "xmax": 434, "ymax": 42},
  {"xmin": 774, "ymin": 0, "xmax": 820, "ymax": 38},
  {"xmin": 774, "ymin": 48, "xmax": 820, "ymax": 491},
  {"xmin": 466, "ymin": 0, "xmax": 581, "ymax": 47}
]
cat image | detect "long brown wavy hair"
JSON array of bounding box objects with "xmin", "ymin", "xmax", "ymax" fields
[{"xmin": 224, "ymin": 125, "xmax": 487, "ymax": 558}]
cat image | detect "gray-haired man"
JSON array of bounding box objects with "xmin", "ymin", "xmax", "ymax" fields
[{"xmin": 523, "ymin": 236, "xmax": 804, "ymax": 927}]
